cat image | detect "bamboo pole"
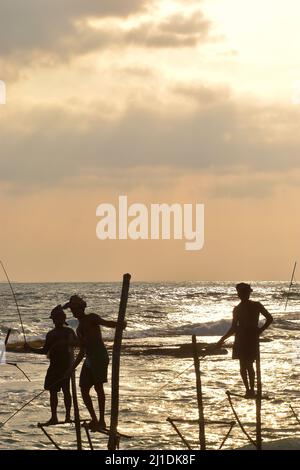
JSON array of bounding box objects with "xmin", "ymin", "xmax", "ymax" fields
[
  {"xmin": 226, "ymin": 391, "xmax": 257, "ymax": 448},
  {"xmin": 166, "ymin": 418, "xmax": 193, "ymax": 450},
  {"xmin": 290, "ymin": 405, "xmax": 300, "ymax": 425},
  {"xmin": 255, "ymin": 344, "xmax": 262, "ymax": 450},
  {"xmin": 218, "ymin": 422, "xmax": 235, "ymax": 450},
  {"xmin": 285, "ymin": 261, "xmax": 297, "ymax": 311},
  {"xmin": 5, "ymin": 328, "xmax": 11, "ymax": 346},
  {"xmin": 192, "ymin": 335, "xmax": 206, "ymax": 450},
  {"xmin": 108, "ymin": 273, "xmax": 131, "ymax": 451},
  {"xmin": 82, "ymin": 423, "xmax": 94, "ymax": 450},
  {"xmin": 38, "ymin": 424, "xmax": 62, "ymax": 450},
  {"xmin": 71, "ymin": 350, "xmax": 82, "ymax": 450},
  {"xmin": 0, "ymin": 329, "xmax": 11, "ymax": 365}
]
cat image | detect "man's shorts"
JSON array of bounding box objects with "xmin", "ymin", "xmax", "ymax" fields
[
  {"xmin": 44, "ymin": 366, "xmax": 70, "ymax": 392},
  {"xmin": 79, "ymin": 357, "xmax": 109, "ymax": 388}
]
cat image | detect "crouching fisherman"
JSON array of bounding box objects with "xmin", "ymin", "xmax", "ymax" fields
[{"xmin": 24, "ymin": 305, "xmax": 77, "ymax": 425}]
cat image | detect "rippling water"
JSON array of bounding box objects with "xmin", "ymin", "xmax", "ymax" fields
[{"xmin": 0, "ymin": 281, "xmax": 300, "ymax": 450}]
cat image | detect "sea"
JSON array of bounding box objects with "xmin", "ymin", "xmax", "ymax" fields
[{"xmin": 0, "ymin": 281, "xmax": 300, "ymax": 450}]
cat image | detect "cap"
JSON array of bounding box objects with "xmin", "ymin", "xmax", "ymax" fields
[
  {"xmin": 50, "ymin": 305, "xmax": 68, "ymax": 325},
  {"xmin": 63, "ymin": 294, "xmax": 87, "ymax": 310},
  {"xmin": 235, "ymin": 282, "xmax": 253, "ymax": 292}
]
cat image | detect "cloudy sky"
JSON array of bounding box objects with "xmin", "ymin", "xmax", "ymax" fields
[{"xmin": 0, "ymin": 0, "xmax": 300, "ymax": 282}]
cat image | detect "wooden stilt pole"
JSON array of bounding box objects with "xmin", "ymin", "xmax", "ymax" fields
[
  {"xmin": 83, "ymin": 423, "xmax": 94, "ymax": 450},
  {"xmin": 108, "ymin": 273, "xmax": 131, "ymax": 451},
  {"xmin": 255, "ymin": 344, "xmax": 262, "ymax": 450},
  {"xmin": 166, "ymin": 418, "xmax": 193, "ymax": 450},
  {"xmin": 218, "ymin": 422, "xmax": 235, "ymax": 450},
  {"xmin": 5, "ymin": 328, "xmax": 11, "ymax": 346},
  {"xmin": 71, "ymin": 350, "xmax": 82, "ymax": 450},
  {"xmin": 285, "ymin": 261, "xmax": 297, "ymax": 311},
  {"xmin": 38, "ymin": 424, "xmax": 62, "ymax": 450},
  {"xmin": 192, "ymin": 335, "xmax": 206, "ymax": 450},
  {"xmin": 226, "ymin": 391, "xmax": 257, "ymax": 447},
  {"xmin": 0, "ymin": 329, "xmax": 11, "ymax": 365}
]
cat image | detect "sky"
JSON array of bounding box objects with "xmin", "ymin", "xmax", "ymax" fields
[{"xmin": 0, "ymin": 0, "xmax": 300, "ymax": 282}]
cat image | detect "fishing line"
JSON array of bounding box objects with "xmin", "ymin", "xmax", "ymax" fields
[
  {"xmin": 0, "ymin": 356, "xmax": 79, "ymax": 427},
  {"xmin": 0, "ymin": 261, "xmax": 27, "ymax": 343}
]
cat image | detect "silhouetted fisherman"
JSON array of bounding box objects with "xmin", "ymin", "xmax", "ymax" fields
[
  {"xmin": 63, "ymin": 295, "xmax": 126, "ymax": 432},
  {"xmin": 25, "ymin": 305, "xmax": 76, "ymax": 425},
  {"xmin": 213, "ymin": 283, "xmax": 273, "ymax": 398}
]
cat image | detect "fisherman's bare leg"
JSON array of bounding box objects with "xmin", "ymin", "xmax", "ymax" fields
[
  {"xmin": 94, "ymin": 383, "xmax": 106, "ymax": 429},
  {"xmin": 246, "ymin": 361, "xmax": 255, "ymax": 395},
  {"xmin": 62, "ymin": 384, "xmax": 72, "ymax": 422},
  {"xmin": 81, "ymin": 385, "xmax": 98, "ymax": 429},
  {"xmin": 240, "ymin": 360, "xmax": 250, "ymax": 393},
  {"xmin": 45, "ymin": 390, "xmax": 59, "ymax": 425}
]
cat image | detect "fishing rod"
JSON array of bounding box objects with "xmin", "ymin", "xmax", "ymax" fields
[
  {"xmin": 0, "ymin": 261, "xmax": 27, "ymax": 343},
  {"xmin": 0, "ymin": 353, "xmax": 79, "ymax": 427},
  {"xmin": 285, "ymin": 261, "xmax": 297, "ymax": 312},
  {"xmin": 0, "ymin": 389, "xmax": 45, "ymax": 428}
]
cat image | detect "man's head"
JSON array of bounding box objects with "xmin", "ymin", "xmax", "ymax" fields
[
  {"xmin": 50, "ymin": 305, "xmax": 68, "ymax": 327},
  {"xmin": 236, "ymin": 282, "xmax": 253, "ymax": 301},
  {"xmin": 63, "ymin": 295, "xmax": 86, "ymax": 318}
]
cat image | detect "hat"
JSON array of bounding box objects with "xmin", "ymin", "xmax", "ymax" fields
[
  {"xmin": 63, "ymin": 294, "xmax": 87, "ymax": 310},
  {"xmin": 236, "ymin": 282, "xmax": 253, "ymax": 292},
  {"xmin": 50, "ymin": 305, "xmax": 68, "ymax": 325}
]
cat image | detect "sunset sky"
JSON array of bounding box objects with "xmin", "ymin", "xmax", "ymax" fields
[{"xmin": 0, "ymin": 0, "xmax": 300, "ymax": 282}]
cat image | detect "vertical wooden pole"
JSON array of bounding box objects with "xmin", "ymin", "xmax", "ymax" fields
[
  {"xmin": 108, "ymin": 273, "xmax": 131, "ymax": 450},
  {"xmin": 255, "ymin": 343, "xmax": 262, "ymax": 450},
  {"xmin": 285, "ymin": 261, "xmax": 297, "ymax": 311},
  {"xmin": 71, "ymin": 350, "xmax": 82, "ymax": 450},
  {"xmin": 1, "ymin": 328, "xmax": 11, "ymax": 364},
  {"xmin": 5, "ymin": 328, "xmax": 12, "ymax": 346},
  {"xmin": 192, "ymin": 335, "xmax": 206, "ymax": 450}
]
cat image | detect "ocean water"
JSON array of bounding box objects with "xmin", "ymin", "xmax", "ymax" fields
[{"xmin": 0, "ymin": 281, "xmax": 300, "ymax": 450}]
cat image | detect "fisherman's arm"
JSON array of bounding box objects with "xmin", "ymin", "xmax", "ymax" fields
[
  {"xmin": 210, "ymin": 310, "xmax": 238, "ymax": 350},
  {"xmin": 24, "ymin": 335, "xmax": 50, "ymax": 354},
  {"xmin": 258, "ymin": 303, "xmax": 273, "ymax": 334},
  {"xmin": 93, "ymin": 314, "xmax": 126, "ymax": 329}
]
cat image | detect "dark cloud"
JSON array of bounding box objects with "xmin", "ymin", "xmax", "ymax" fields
[
  {"xmin": 124, "ymin": 11, "xmax": 212, "ymax": 48},
  {"xmin": 0, "ymin": 93, "xmax": 299, "ymax": 191},
  {"xmin": 0, "ymin": 4, "xmax": 214, "ymax": 73},
  {"xmin": 0, "ymin": 0, "xmax": 148, "ymax": 55},
  {"xmin": 173, "ymin": 83, "xmax": 231, "ymax": 104}
]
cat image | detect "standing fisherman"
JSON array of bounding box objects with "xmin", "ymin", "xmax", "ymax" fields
[
  {"xmin": 25, "ymin": 305, "xmax": 76, "ymax": 424},
  {"xmin": 63, "ymin": 295, "xmax": 126, "ymax": 431},
  {"xmin": 212, "ymin": 283, "xmax": 273, "ymax": 398}
]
